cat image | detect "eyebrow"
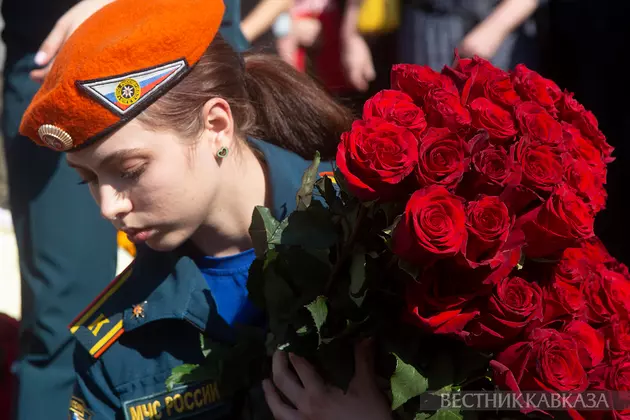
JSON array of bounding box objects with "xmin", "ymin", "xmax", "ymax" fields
[{"xmin": 67, "ymin": 148, "xmax": 146, "ymax": 171}]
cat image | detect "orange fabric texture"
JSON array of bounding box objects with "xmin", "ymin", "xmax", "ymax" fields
[{"xmin": 19, "ymin": 0, "xmax": 225, "ymax": 150}]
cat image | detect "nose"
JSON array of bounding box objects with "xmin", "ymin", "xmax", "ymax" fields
[{"xmin": 98, "ymin": 184, "xmax": 132, "ymax": 222}]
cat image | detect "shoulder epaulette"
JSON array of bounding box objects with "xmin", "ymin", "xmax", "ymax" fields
[{"xmin": 69, "ymin": 262, "xmax": 134, "ymax": 358}]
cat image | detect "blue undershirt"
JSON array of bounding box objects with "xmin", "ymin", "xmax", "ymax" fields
[{"xmin": 193, "ymin": 248, "xmax": 264, "ymax": 333}]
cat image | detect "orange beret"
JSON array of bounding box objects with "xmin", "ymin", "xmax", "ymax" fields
[{"xmin": 19, "ymin": 0, "xmax": 225, "ymax": 151}]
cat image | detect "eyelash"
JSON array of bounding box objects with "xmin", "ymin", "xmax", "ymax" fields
[
  {"xmin": 77, "ymin": 164, "xmax": 147, "ymax": 185},
  {"xmin": 120, "ymin": 164, "xmax": 147, "ymax": 182}
]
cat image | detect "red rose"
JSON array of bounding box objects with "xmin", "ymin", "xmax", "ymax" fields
[
  {"xmin": 466, "ymin": 276, "xmax": 543, "ymax": 350},
  {"xmin": 515, "ymin": 102, "xmax": 564, "ymax": 147},
  {"xmin": 469, "ymin": 97, "xmax": 517, "ymax": 144},
  {"xmin": 391, "ymin": 64, "xmax": 458, "ymax": 103},
  {"xmin": 565, "ymin": 158, "xmax": 607, "ymax": 213},
  {"xmin": 453, "ymin": 55, "xmax": 501, "ymax": 79},
  {"xmin": 362, "ymin": 90, "xmax": 427, "ymax": 137},
  {"xmin": 472, "ymin": 146, "xmax": 517, "ymax": 188},
  {"xmin": 492, "ymin": 328, "xmax": 589, "ymax": 395},
  {"xmin": 555, "ymin": 246, "xmax": 591, "ymax": 286},
  {"xmin": 583, "ymin": 269, "xmax": 630, "ymax": 326},
  {"xmin": 601, "ymin": 269, "xmax": 630, "ymax": 316},
  {"xmin": 572, "ymin": 110, "xmax": 614, "ymax": 161},
  {"xmin": 404, "ymin": 263, "xmax": 484, "ymax": 340},
  {"xmin": 604, "ymin": 315, "xmax": 630, "ymax": 359},
  {"xmin": 464, "ymin": 196, "xmax": 512, "ymax": 264},
  {"xmin": 445, "ymin": 56, "xmax": 520, "ymax": 109},
  {"xmin": 563, "ymin": 123, "xmax": 606, "ymax": 168},
  {"xmin": 416, "ymin": 127, "xmax": 469, "ymax": 190},
  {"xmin": 511, "ymin": 64, "xmax": 562, "ymax": 116},
  {"xmin": 581, "ymin": 239, "xmax": 616, "ymax": 266},
  {"xmin": 542, "ymin": 278, "xmax": 585, "ymax": 324},
  {"xmin": 589, "ymin": 356, "xmax": 630, "ymax": 420},
  {"xmin": 392, "ymin": 186, "xmax": 467, "ymax": 264},
  {"xmin": 523, "ymin": 184, "xmax": 595, "ymax": 258},
  {"xmin": 558, "ymin": 90, "xmax": 586, "ymax": 122},
  {"xmin": 580, "ymin": 238, "xmax": 616, "ymax": 266},
  {"xmin": 514, "ymin": 138, "xmax": 564, "ymax": 196},
  {"xmin": 336, "ymin": 118, "xmax": 419, "ymax": 201},
  {"xmin": 484, "ymin": 74, "xmax": 521, "ymax": 109},
  {"xmin": 562, "ymin": 320, "xmax": 605, "ymax": 369},
  {"xmin": 424, "ymin": 88, "xmax": 471, "ymax": 132},
  {"xmin": 458, "ymin": 136, "xmax": 521, "ymax": 198}
]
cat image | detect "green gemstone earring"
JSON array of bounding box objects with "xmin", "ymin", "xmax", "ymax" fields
[{"xmin": 217, "ymin": 146, "xmax": 229, "ymax": 158}]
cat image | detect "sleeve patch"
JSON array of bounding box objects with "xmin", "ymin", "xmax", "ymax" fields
[
  {"xmin": 69, "ymin": 396, "xmax": 93, "ymax": 420},
  {"xmin": 69, "ymin": 264, "xmax": 133, "ymax": 358},
  {"xmin": 122, "ymin": 381, "xmax": 229, "ymax": 420}
]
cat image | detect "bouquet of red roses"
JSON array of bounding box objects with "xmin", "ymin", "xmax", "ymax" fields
[{"xmin": 170, "ymin": 54, "xmax": 629, "ymax": 420}]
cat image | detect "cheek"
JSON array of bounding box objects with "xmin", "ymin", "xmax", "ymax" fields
[{"xmin": 135, "ymin": 163, "xmax": 210, "ymax": 218}]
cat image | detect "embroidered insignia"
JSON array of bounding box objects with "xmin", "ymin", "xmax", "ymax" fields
[
  {"xmin": 122, "ymin": 381, "xmax": 227, "ymax": 420},
  {"xmin": 77, "ymin": 59, "xmax": 188, "ymax": 116},
  {"xmin": 69, "ymin": 263, "xmax": 133, "ymax": 358},
  {"xmin": 115, "ymin": 78, "xmax": 142, "ymax": 106},
  {"xmin": 69, "ymin": 396, "xmax": 93, "ymax": 420},
  {"xmin": 132, "ymin": 301, "xmax": 147, "ymax": 318}
]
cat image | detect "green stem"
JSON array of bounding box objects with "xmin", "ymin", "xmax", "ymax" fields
[{"xmin": 325, "ymin": 204, "xmax": 368, "ymax": 293}]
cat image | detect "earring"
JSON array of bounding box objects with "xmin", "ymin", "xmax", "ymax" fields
[{"xmin": 217, "ymin": 146, "xmax": 229, "ymax": 158}]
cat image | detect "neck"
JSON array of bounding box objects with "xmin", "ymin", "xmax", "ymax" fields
[{"xmin": 191, "ymin": 143, "xmax": 269, "ymax": 257}]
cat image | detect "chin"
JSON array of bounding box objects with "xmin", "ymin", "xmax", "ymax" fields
[{"xmin": 145, "ymin": 229, "xmax": 188, "ymax": 252}]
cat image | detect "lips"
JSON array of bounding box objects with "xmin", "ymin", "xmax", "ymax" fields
[{"xmin": 122, "ymin": 227, "xmax": 155, "ymax": 243}]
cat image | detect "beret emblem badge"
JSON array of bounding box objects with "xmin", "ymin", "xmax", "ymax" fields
[{"xmin": 37, "ymin": 124, "xmax": 73, "ymax": 151}]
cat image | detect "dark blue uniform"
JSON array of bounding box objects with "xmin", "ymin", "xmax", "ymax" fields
[
  {"xmin": 68, "ymin": 138, "xmax": 333, "ymax": 420},
  {"xmin": 0, "ymin": 2, "xmax": 249, "ymax": 419}
]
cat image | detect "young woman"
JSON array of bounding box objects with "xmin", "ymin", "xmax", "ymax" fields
[{"xmin": 18, "ymin": 0, "xmax": 393, "ymax": 419}]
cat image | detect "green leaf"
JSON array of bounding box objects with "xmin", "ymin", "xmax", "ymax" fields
[
  {"xmin": 165, "ymin": 363, "xmax": 219, "ymax": 391},
  {"xmin": 305, "ymin": 296, "xmax": 328, "ymax": 344},
  {"xmin": 398, "ymin": 258, "xmax": 421, "ymax": 281},
  {"xmin": 349, "ymin": 252, "xmax": 367, "ymax": 307},
  {"xmin": 264, "ymin": 263, "xmax": 297, "ymax": 319},
  {"xmin": 391, "ymin": 353, "xmax": 429, "ymax": 410},
  {"xmin": 315, "ymin": 174, "xmax": 338, "ymax": 209},
  {"xmin": 279, "ymin": 202, "xmax": 337, "ymax": 249},
  {"xmin": 249, "ymin": 206, "xmax": 287, "ymax": 258},
  {"xmin": 277, "ymin": 247, "xmax": 331, "ymax": 303},
  {"xmin": 200, "ymin": 334, "xmax": 212, "ymax": 358},
  {"xmin": 296, "ymin": 151, "xmax": 321, "ymax": 211},
  {"xmin": 333, "ymin": 167, "xmax": 350, "ymax": 197},
  {"xmin": 383, "ymin": 215, "xmax": 402, "ymax": 238}
]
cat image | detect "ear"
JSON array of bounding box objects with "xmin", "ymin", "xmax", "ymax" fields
[{"xmin": 200, "ymin": 97, "xmax": 235, "ymax": 153}]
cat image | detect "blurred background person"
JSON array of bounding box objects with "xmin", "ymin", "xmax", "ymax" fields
[
  {"xmin": 241, "ymin": 0, "xmax": 295, "ymax": 52},
  {"xmin": 398, "ymin": 0, "xmax": 543, "ymax": 71},
  {"xmin": 1, "ymin": 1, "xmax": 119, "ymax": 419}
]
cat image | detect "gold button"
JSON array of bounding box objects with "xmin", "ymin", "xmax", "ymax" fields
[{"xmin": 37, "ymin": 124, "xmax": 73, "ymax": 151}]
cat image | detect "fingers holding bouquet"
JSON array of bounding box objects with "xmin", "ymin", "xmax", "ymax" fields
[{"xmin": 263, "ymin": 339, "xmax": 392, "ymax": 420}]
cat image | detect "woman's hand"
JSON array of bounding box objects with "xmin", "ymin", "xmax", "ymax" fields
[
  {"xmin": 458, "ymin": 22, "xmax": 507, "ymax": 60},
  {"xmin": 31, "ymin": 0, "xmax": 115, "ymax": 82},
  {"xmin": 262, "ymin": 339, "xmax": 393, "ymax": 420}
]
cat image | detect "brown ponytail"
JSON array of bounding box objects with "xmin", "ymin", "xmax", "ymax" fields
[{"xmin": 138, "ymin": 35, "xmax": 353, "ymax": 160}]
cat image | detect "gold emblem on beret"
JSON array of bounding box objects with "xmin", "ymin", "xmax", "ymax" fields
[
  {"xmin": 37, "ymin": 124, "xmax": 74, "ymax": 151},
  {"xmin": 115, "ymin": 78, "xmax": 141, "ymax": 106}
]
